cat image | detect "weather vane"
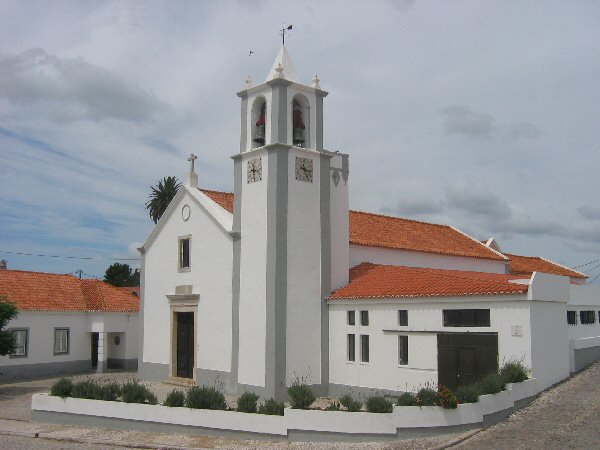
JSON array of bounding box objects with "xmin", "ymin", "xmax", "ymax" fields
[{"xmin": 279, "ymin": 24, "xmax": 292, "ymax": 45}]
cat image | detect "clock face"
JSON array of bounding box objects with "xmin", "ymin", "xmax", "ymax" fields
[
  {"xmin": 295, "ymin": 157, "xmax": 313, "ymax": 183},
  {"xmin": 247, "ymin": 157, "xmax": 262, "ymax": 183}
]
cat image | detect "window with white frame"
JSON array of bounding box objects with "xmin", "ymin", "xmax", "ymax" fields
[
  {"xmin": 347, "ymin": 334, "xmax": 356, "ymax": 362},
  {"xmin": 178, "ymin": 236, "xmax": 191, "ymax": 270},
  {"xmin": 580, "ymin": 310, "xmax": 596, "ymax": 325},
  {"xmin": 347, "ymin": 310, "xmax": 355, "ymax": 326},
  {"xmin": 360, "ymin": 310, "xmax": 369, "ymax": 326},
  {"xmin": 398, "ymin": 310, "xmax": 408, "ymax": 326},
  {"xmin": 398, "ymin": 335, "xmax": 408, "ymax": 365},
  {"xmin": 11, "ymin": 329, "xmax": 28, "ymax": 357},
  {"xmin": 567, "ymin": 310, "xmax": 577, "ymax": 325},
  {"xmin": 360, "ymin": 334, "xmax": 369, "ymax": 363},
  {"xmin": 54, "ymin": 328, "xmax": 69, "ymax": 354}
]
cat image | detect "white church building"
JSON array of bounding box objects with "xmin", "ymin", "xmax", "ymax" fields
[{"xmin": 139, "ymin": 47, "xmax": 600, "ymax": 399}]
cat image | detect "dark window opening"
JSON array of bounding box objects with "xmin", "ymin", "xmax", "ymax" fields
[
  {"xmin": 347, "ymin": 311, "xmax": 355, "ymax": 326},
  {"xmin": 567, "ymin": 310, "xmax": 577, "ymax": 325},
  {"xmin": 580, "ymin": 310, "xmax": 596, "ymax": 325},
  {"xmin": 360, "ymin": 335, "xmax": 369, "ymax": 363},
  {"xmin": 443, "ymin": 309, "xmax": 490, "ymax": 327},
  {"xmin": 347, "ymin": 334, "xmax": 355, "ymax": 362},
  {"xmin": 360, "ymin": 310, "xmax": 369, "ymax": 326},
  {"xmin": 398, "ymin": 310, "xmax": 408, "ymax": 326},
  {"xmin": 179, "ymin": 238, "xmax": 190, "ymax": 269},
  {"xmin": 398, "ymin": 335, "xmax": 408, "ymax": 365}
]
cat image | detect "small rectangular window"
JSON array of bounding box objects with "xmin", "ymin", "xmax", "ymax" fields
[
  {"xmin": 360, "ymin": 334, "xmax": 369, "ymax": 363},
  {"xmin": 347, "ymin": 334, "xmax": 355, "ymax": 362},
  {"xmin": 54, "ymin": 328, "xmax": 69, "ymax": 354},
  {"xmin": 567, "ymin": 310, "xmax": 577, "ymax": 325},
  {"xmin": 179, "ymin": 237, "xmax": 190, "ymax": 270},
  {"xmin": 443, "ymin": 309, "xmax": 490, "ymax": 327},
  {"xmin": 347, "ymin": 311, "xmax": 355, "ymax": 326},
  {"xmin": 580, "ymin": 310, "xmax": 596, "ymax": 325},
  {"xmin": 360, "ymin": 310, "xmax": 369, "ymax": 326},
  {"xmin": 398, "ymin": 335, "xmax": 408, "ymax": 365},
  {"xmin": 398, "ymin": 310, "xmax": 408, "ymax": 326},
  {"xmin": 11, "ymin": 329, "xmax": 28, "ymax": 357}
]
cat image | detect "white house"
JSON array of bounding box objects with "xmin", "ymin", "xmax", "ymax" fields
[
  {"xmin": 0, "ymin": 269, "xmax": 139, "ymax": 381},
  {"xmin": 139, "ymin": 47, "xmax": 600, "ymax": 399}
]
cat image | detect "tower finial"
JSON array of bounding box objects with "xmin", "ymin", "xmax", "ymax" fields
[
  {"xmin": 186, "ymin": 153, "xmax": 198, "ymax": 188},
  {"xmin": 279, "ymin": 24, "xmax": 292, "ymax": 46}
]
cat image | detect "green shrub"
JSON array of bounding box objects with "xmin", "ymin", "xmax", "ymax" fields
[
  {"xmin": 339, "ymin": 394, "xmax": 362, "ymax": 412},
  {"xmin": 435, "ymin": 385, "xmax": 458, "ymax": 409},
  {"xmin": 164, "ymin": 390, "xmax": 186, "ymax": 407},
  {"xmin": 500, "ymin": 360, "xmax": 529, "ymax": 384},
  {"xmin": 287, "ymin": 382, "xmax": 315, "ymax": 409},
  {"xmin": 325, "ymin": 401, "xmax": 341, "ymax": 411},
  {"xmin": 415, "ymin": 386, "xmax": 437, "ymax": 406},
  {"xmin": 99, "ymin": 382, "xmax": 122, "ymax": 401},
  {"xmin": 185, "ymin": 386, "xmax": 227, "ymax": 410},
  {"xmin": 258, "ymin": 398, "xmax": 285, "ymax": 416},
  {"xmin": 50, "ymin": 378, "xmax": 73, "ymax": 398},
  {"xmin": 456, "ymin": 384, "xmax": 479, "ymax": 404},
  {"xmin": 121, "ymin": 381, "xmax": 157, "ymax": 404},
  {"xmin": 71, "ymin": 380, "xmax": 100, "ymax": 400},
  {"xmin": 478, "ymin": 373, "xmax": 506, "ymax": 395},
  {"xmin": 396, "ymin": 392, "xmax": 416, "ymax": 406},
  {"xmin": 237, "ymin": 392, "xmax": 259, "ymax": 413},
  {"xmin": 365, "ymin": 395, "xmax": 393, "ymax": 413}
]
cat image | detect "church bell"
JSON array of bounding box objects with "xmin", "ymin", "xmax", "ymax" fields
[
  {"xmin": 293, "ymin": 127, "xmax": 304, "ymax": 145},
  {"xmin": 253, "ymin": 124, "xmax": 265, "ymax": 144}
]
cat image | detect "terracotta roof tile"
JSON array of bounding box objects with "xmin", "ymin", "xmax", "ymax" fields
[
  {"xmin": 0, "ymin": 270, "xmax": 139, "ymax": 312},
  {"xmin": 506, "ymin": 253, "xmax": 587, "ymax": 279},
  {"xmin": 329, "ymin": 263, "xmax": 529, "ymax": 300},
  {"xmin": 198, "ymin": 190, "xmax": 504, "ymax": 261}
]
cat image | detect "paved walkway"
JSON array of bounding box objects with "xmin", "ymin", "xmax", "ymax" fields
[{"xmin": 1, "ymin": 363, "xmax": 599, "ymax": 449}]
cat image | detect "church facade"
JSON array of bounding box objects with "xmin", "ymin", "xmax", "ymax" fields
[{"xmin": 139, "ymin": 48, "xmax": 600, "ymax": 399}]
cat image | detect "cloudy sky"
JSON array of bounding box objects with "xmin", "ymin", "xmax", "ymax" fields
[{"xmin": 1, "ymin": 0, "xmax": 599, "ymax": 281}]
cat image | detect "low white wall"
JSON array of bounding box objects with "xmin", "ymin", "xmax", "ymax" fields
[
  {"xmin": 349, "ymin": 244, "xmax": 507, "ymax": 274},
  {"xmin": 31, "ymin": 378, "xmax": 538, "ymax": 439}
]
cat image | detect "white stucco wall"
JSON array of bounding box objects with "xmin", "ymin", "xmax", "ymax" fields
[
  {"xmin": 143, "ymin": 188, "xmax": 234, "ymax": 374},
  {"xmin": 285, "ymin": 147, "xmax": 323, "ymax": 384},
  {"xmin": 0, "ymin": 312, "xmax": 91, "ymax": 367},
  {"xmin": 328, "ymin": 296, "xmax": 532, "ymax": 393},
  {"xmin": 237, "ymin": 149, "xmax": 268, "ymax": 387},
  {"xmin": 567, "ymin": 284, "xmax": 600, "ymax": 340},
  {"xmin": 329, "ymin": 153, "xmax": 349, "ymax": 291},
  {"xmin": 349, "ymin": 245, "xmax": 508, "ymax": 274}
]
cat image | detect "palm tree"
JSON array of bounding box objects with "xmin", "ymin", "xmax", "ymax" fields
[{"xmin": 145, "ymin": 176, "xmax": 182, "ymax": 224}]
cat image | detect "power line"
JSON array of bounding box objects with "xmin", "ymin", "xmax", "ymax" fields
[
  {"xmin": 0, "ymin": 250, "xmax": 139, "ymax": 261},
  {"xmin": 573, "ymin": 258, "xmax": 600, "ymax": 269},
  {"xmin": 589, "ymin": 271, "xmax": 600, "ymax": 284}
]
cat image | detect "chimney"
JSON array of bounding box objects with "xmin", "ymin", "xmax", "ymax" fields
[{"xmin": 0, "ymin": 260, "xmax": 7, "ymax": 270}]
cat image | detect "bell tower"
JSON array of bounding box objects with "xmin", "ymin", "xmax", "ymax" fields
[{"xmin": 232, "ymin": 46, "xmax": 349, "ymax": 399}]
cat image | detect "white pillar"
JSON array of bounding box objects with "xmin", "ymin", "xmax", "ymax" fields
[{"xmin": 97, "ymin": 332, "xmax": 108, "ymax": 373}]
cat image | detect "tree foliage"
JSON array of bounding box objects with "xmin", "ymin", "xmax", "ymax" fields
[
  {"xmin": 0, "ymin": 296, "xmax": 18, "ymax": 356},
  {"xmin": 104, "ymin": 263, "xmax": 140, "ymax": 287},
  {"xmin": 145, "ymin": 176, "xmax": 181, "ymax": 224}
]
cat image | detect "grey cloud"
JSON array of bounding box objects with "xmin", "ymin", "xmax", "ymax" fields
[
  {"xmin": 0, "ymin": 48, "xmax": 167, "ymax": 122},
  {"xmin": 578, "ymin": 205, "xmax": 600, "ymax": 220},
  {"xmin": 382, "ymin": 197, "xmax": 445, "ymax": 216},
  {"xmin": 503, "ymin": 122, "xmax": 541, "ymax": 141},
  {"xmin": 445, "ymin": 185, "xmax": 512, "ymax": 220},
  {"xmin": 440, "ymin": 106, "xmax": 495, "ymax": 139}
]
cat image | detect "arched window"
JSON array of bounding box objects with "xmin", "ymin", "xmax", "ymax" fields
[
  {"xmin": 291, "ymin": 94, "xmax": 310, "ymax": 148},
  {"xmin": 251, "ymin": 96, "xmax": 267, "ymax": 149}
]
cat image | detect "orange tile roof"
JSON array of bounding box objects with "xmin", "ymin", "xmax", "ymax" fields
[
  {"xmin": 506, "ymin": 254, "xmax": 587, "ymax": 279},
  {"xmin": 0, "ymin": 270, "xmax": 139, "ymax": 312},
  {"xmin": 199, "ymin": 189, "xmax": 504, "ymax": 261},
  {"xmin": 329, "ymin": 262, "xmax": 529, "ymax": 300}
]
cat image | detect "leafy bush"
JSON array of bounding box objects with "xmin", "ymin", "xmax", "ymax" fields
[
  {"xmin": 121, "ymin": 381, "xmax": 157, "ymax": 404},
  {"xmin": 99, "ymin": 382, "xmax": 122, "ymax": 401},
  {"xmin": 415, "ymin": 386, "xmax": 437, "ymax": 406},
  {"xmin": 164, "ymin": 390, "xmax": 186, "ymax": 407},
  {"xmin": 258, "ymin": 398, "xmax": 285, "ymax": 416},
  {"xmin": 325, "ymin": 401, "xmax": 341, "ymax": 411},
  {"xmin": 185, "ymin": 386, "xmax": 227, "ymax": 410},
  {"xmin": 339, "ymin": 394, "xmax": 362, "ymax": 412},
  {"xmin": 396, "ymin": 392, "xmax": 416, "ymax": 406},
  {"xmin": 237, "ymin": 392, "xmax": 259, "ymax": 413},
  {"xmin": 287, "ymin": 382, "xmax": 315, "ymax": 409},
  {"xmin": 51, "ymin": 378, "xmax": 73, "ymax": 398},
  {"xmin": 71, "ymin": 380, "xmax": 100, "ymax": 399},
  {"xmin": 500, "ymin": 360, "xmax": 529, "ymax": 384},
  {"xmin": 456, "ymin": 384, "xmax": 479, "ymax": 404},
  {"xmin": 365, "ymin": 395, "xmax": 393, "ymax": 413},
  {"xmin": 435, "ymin": 385, "xmax": 458, "ymax": 409},
  {"xmin": 478, "ymin": 373, "xmax": 506, "ymax": 395}
]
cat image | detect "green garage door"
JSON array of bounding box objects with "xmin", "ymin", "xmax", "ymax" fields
[{"xmin": 437, "ymin": 333, "xmax": 498, "ymax": 391}]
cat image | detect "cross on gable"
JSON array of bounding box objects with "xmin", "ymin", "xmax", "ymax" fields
[{"xmin": 188, "ymin": 153, "xmax": 197, "ymax": 173}]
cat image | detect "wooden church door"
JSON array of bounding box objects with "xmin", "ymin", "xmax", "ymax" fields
[{"xmin": 176, "ymin": 312, "xmax": 194, "ymax": 378}]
